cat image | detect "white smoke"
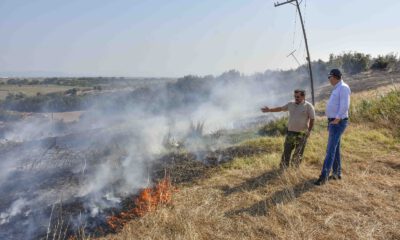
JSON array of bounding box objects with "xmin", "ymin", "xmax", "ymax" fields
[
  {"xmin": 0, "ymin": 70, "xmax": 303, "ymax": 239},
  {"xmin": 0, "ymin": 198, "xmax": 28, "ymax": 225}
]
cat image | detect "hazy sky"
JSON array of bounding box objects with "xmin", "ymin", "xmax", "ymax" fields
[{"xmin": 1, "ymin": 0, "xmax": 399, "ymax": 77}]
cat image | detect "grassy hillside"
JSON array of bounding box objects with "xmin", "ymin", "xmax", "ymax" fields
[{"xmin": 96, "ymin": 85, "xmax": 400, "ymax": 239}]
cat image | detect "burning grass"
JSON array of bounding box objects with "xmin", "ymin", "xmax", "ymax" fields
[{"xmin": 107, "ymin": 175, "xmax": 177, "ymax": 232}]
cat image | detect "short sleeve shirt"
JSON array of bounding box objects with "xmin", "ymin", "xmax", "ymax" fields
[{"xmin": 281, "ymin": 101, "xmax": 315, "ymax": 132}]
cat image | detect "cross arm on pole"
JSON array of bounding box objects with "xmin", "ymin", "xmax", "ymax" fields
[{"xmin": 274, "ymin": 0, "xmax": 296, "ymax": 7}]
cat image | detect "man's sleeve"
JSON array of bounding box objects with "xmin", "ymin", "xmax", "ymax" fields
[
  {"xmin": 308, "ymin": 104, "xmax": 316, "ymax": 119},
  {"xmin": 336, "ymin": 86, "xmax": 351, "ymax": 119},
  {"xmin": 281, "ymin": 103, "xmax": 290, "ymax": 111}
]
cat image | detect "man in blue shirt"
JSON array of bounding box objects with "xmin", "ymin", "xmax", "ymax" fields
[{"xmin": 315, "ymin": 69, "xmax": 351, "ymax": 185}]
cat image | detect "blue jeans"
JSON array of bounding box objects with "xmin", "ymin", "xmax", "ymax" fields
[{"xmin": 321, "ymin": 119, "xmax": 348, "ymax": 178}]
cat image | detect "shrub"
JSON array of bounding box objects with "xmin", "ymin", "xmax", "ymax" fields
[
  {"xmin": 370, "ymin": 53, "xmax": 398, "ymax": 71},
  {"xmin": 65, "ymin": 88, "xmax": 78, "ymax": 96},
  {"xmin": 258, "ymin": 117, "xmax": 287, "ymax": 136},
  {"xmin": 5, "ymin": 92, "xmax": 26, "ymax": 101},
  {"xmin": 328, "ymin": 52, "xmax": 371, "ymax": 75}
]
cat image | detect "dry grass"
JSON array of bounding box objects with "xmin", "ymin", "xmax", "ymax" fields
[{"xmin": 98, "ymin": 122, "xmax": 400, "ymax": 240}]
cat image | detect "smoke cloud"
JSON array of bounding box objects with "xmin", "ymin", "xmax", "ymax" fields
[{"xmin": 0, "ymin": 69, "xmax": 316, "ymax": 239}]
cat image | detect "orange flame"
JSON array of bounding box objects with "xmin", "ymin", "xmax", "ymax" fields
[{"xmin": 107, "ymin": 176, "xmax": 176, "ymax": 231}]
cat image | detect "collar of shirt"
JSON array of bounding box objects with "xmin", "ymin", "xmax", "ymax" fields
[
  {"xmin": 295, "ymin": 100, "xmax": 306, "ymax": 105},
  {"xmin": 333, "ymin": 80, "xmax": 343, "ymax": 90}
]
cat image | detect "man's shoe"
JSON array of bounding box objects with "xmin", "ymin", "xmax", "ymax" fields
[
  {"xmin": 328, "ymin": 174, "xmax": 342, "ymax": 180},
  {"xmin": 314, "ymin": 176, "xmax": 328, "ymax": 185}
]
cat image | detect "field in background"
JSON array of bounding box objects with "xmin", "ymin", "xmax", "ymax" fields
[{"xmin": 0, "ymin": 84, "xmax": 72, "ymax": 100}]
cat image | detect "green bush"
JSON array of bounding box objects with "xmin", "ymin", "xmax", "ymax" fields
[
  {"xmin": 258, "ymin": 117, "xmax": 287, "ymax": 136},
  {"xmin": 350, "ymin": 89, "xmax": 400, "ymax": 136},
  {"xmin": 370, "ymin": 53, "xmax": 398, "ymax": 71},
  {"xmin": 328, "ymin": 52, "xmax": 371, "ymax": 74},
  {"xmin": 64, "ymin": 88, "xmax": 78, "ymax": 95},
  {"xmin": 5, "ymin": 92, "xmax": 26, "ymax": 101}
]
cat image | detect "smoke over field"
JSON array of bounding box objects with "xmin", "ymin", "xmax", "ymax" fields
[{"xmin": 0, "ymin": 70, "xmax": 314, "ymax": 239}]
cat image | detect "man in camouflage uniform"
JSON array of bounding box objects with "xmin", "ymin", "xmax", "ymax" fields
[{"xmin": 261, "ymin": 89, "xmax": 315, "ymax": 169}]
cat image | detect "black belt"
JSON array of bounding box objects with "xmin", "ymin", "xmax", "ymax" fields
[
  {"xmin": 328, "ymin": 118, "xmax": 348, "ymax": 121},
  {"xmin": 287, "ymin": 131, "xmax": 306, "ymax": 135}
]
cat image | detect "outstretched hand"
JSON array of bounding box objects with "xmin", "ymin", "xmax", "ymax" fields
[{"xmin": 261, "ymin": 106, "xmax": 270, "ymax": 113}]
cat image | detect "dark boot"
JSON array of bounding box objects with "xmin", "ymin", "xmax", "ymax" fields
[
  {"xmin": 329, "ymin": 174, "xmax": 342, "ymax": 180},
  {"xmin": 314, "ymin": 175, "xmax": 328, "ymax": 185}
]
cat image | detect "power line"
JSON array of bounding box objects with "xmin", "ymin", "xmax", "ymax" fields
[
  {"xmin": 292, "ymin": 7, "xmax": 297, "ymax": 50},
  {"xmin": 274, "ymin": 0, "xmax": 315, "ymax": 105},
  {"xmin": 290, "ymin": 4, "xmax": 306, "ymax": 68},
  {"xmin": 301, "ymin": 0, "xmax": 307, "ymax": 61},
  {"xmin": 303, "ymin": 0, "xmax": 307, "ymax": 27}
]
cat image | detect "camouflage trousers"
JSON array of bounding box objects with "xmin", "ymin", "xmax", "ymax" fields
[{"xmin": 280, "ymin": 131, "xmax": 308, "ymax": 169}]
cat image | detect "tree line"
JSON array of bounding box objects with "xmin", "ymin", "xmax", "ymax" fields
[{"xmin": 1, "ymin": 52, "xmax": 398, "ymax": 113}]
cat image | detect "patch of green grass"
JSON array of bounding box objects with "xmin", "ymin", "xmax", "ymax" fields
[
  {"xmin": 223, "ymin": 129, "xmax": 260, "ymax": 144},
  {"xmin": 221, "ymin": 136, "xmax": 283, "ymax": 170},
  {"xmin": 227, "ymin": 118, "xmax": 399, "ymax": 171},
  {"xmin": 239, "ymin": 136, "xmax": 284, "ymax": 151},
  {"xmin": 350, "ymin": 89, "xmax": 400, "ymax": 136},
  {"xmin": 258, "ymin": 117, "xmax": 287, "ymax": 136},
  {"xmin": 341, "ymin": 126, "xmax": 399, "ymax": 157},
  {"xmin": 305, "ymin": 122, "xmax": 399, "ymax": 165},
  {"xmin": 303, "ymin": 128, "xmax": 328, "ymax": 164}
]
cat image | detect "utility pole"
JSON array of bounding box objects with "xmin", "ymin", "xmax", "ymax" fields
[{"xmin": 274, "ymin": 0, "xmax": 315, "ymax": 105}]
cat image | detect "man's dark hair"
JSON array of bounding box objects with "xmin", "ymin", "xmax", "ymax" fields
[{"xmin": 294, "ymin": 89, "xmax": 306, "ymax": 96}]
